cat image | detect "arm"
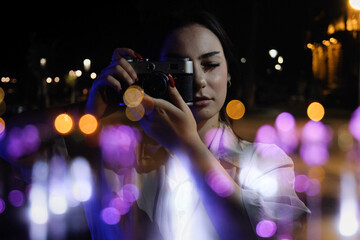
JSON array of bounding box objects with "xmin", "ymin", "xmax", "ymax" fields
[{"xmin": 138, "ymin": 86, "xmax": 257, "ymax": 239}]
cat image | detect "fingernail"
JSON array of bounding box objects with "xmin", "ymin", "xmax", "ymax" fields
[
  {"xmin": 134, "ymin": 52, "xmax": 143, "ymax": 60},
  {"xmin": 135, "ymin": 77, "xmax": 139, "ymax": 82},
  {"xmin": 168, "ymin": 74, "xmax": 175, "ymax": 88}
]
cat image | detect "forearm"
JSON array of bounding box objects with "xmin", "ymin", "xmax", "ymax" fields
[{"xmin": 177, "ymin": 139, "xmax": 256, "ymax": 239}]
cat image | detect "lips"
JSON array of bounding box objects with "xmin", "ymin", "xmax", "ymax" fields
[
  {"xmin": 195, "ymin": 96, "xmax": 211, "ymax": 101},
  {"xmin": 193, "ymin": 96, "xmax": 212, "ymax": 107}
]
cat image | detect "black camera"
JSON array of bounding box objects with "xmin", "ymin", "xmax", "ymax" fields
[
  {"xmin": 128, "ymin": 58, "xmax": 194, "ymax": 103},
  {"xmin": 102, "ymin": 58, "xmax": 194, "ymax": 106}
]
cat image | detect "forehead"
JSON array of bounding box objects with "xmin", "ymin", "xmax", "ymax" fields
[{"xmin": 161, "ymin": 24, "xmax": 224, "ymax": 57}]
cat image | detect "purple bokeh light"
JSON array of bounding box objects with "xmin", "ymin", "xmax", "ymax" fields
[
  {"xmin": 101, "ymin": 207, "xmax": 121, "ymax": 225},
  {"xmin": 349, "ymin": 106, "xmax": 360, "ymax": 141},
  {"xmin": 100, "ymin": 125, "xmax": 141, "ymax": 169},
  {"xmin": 294, "ymin": 175, "xmax": 321, "ymax": 196},
  {"xmin": 205, "ymin": 169, "xmax": 234, "ymax": 197},
  {"xmin": 275, "ymin": 112, "xmax": 296, "ymax": 132},
  {"xmin": 277, "ymin": 132, "xmax": 299, "ymax": 154},
  {"xmin": 300, "ymin": 121, "xmax": 331, "ymax": 166},
  {"xmin": 0, "ymin": 198, "xmax": 5, "ymax": 214},
  {"xmin": 302, "ymin": 121, "xmax": 330, "ymax": 144},
  {"xmin": 255, "ymin": 125, "xmax": 278, "ymax": 144},
  {"xmin": 6, "ymin": 125, "xmax": 40, "ymax": 159},
  {"xmin": 22, "ymin": 125, "xmax": 41, "ymax": 154},
  {"xmin": 294, "ymin": 175, "xmax": 310, "ymax": 193},
  {"xmin": 110, "ymin": 196, "xmax": 132, "ymax": 215},
  {"xmin": 300, "ymin": 144, "xmax": 329, "ymax": 166},
  {"xmin": 256, "ymin": 220, "xmax": 277, "ymax": 238},
  {"xmin": 306, "ymin": 178, "xmax": 321, "ymax": 196},
  {"xmin": 119, "ymin": 184, "xmax": 140, "ymax": 203},
  {"xmin": 8, "ymin": 190, "xmax": 25, "ymax": 207}
]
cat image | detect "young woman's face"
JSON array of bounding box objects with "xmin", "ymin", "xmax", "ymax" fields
[{"xmin": 160, "ymin": 24, "xmax": 229, "ymax": 122}]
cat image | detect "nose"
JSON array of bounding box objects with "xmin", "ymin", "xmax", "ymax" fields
[{"xmin": 193, "ymin": 65, "xmax": 206, "ymax": 90}]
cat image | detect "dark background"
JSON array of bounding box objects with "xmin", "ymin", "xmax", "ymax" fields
[
  {"xmin": 0, "ymin": 0, "xmax": 357, "ymax": 239},
  {"xmin": 1, "ymin": 0, "xmax": 353, "ymax": 114}
]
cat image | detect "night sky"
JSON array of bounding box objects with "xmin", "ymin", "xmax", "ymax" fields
[{"xmin": 0, "ymin": 0, "xmax": 348, "ymax": 111}]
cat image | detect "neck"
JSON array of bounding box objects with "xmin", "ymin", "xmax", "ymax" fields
[{"xmin": 197, "ymin": 114, "xmax": 220, "ymax": 143}]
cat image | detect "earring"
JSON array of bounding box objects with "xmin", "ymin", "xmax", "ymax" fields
[
  {"xmin": 227, "ymin": 80, "xmax": 232, "ymax": 88},
  {"xmin": 227, "ymin": 74, "xmax": 232, "ymax": 88}
]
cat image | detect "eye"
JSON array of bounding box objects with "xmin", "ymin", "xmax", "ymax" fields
[{"xmin": 202, "ymin": 62, "xmax": 220, "ymax": 71}]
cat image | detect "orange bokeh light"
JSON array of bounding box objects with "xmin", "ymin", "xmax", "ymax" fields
[
  {"xmin": 79, "ymin": 114, "xmax": 98, "ymax": 134},
  {"xmin": 307, "ymin": 102, "xmax": 325, "ymax": 121},
  {"xmin": 125, "ymin": 105, "xmax": 145, "ymax": 122},
  {"xmin": 0, "ymin": 87, "xmax": 4, "ymax": 103},
  {"xmin": 123, "ymin": 85, "xmax": 144, "ymax": 108},
  {"xmin": 226, "ymin": 100, "xmax": 245, "ymax": 120},
  {"xmin": 54, "ymin": 113, "xmax": 73, "ymax": 134},
  {"xmin": 0, "ymin": 117, "xmax": 5, "ymax": 134}
]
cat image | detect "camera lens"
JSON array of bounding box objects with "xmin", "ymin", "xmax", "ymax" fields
[{"xmin": 141, "ymin": 72, "xmax": 168, "ymax": 98}]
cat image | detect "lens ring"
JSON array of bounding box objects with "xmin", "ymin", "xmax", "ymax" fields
[{"xmin": 142, "ymin": 72, "xmax": 168, "ymax": 98}]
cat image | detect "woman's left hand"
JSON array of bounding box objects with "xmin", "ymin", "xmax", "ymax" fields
[{"xmin": 137, "ymin": 85, "xmax": 200, "ymax": 153}]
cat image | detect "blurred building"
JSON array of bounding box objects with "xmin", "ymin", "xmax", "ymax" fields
[{"xmin": 307, "ymin": 1, "xmax": 360, "ymax": 108}]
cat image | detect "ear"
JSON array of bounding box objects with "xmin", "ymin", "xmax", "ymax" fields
[{"xmin": 227, "ymin": 73, "xmax": 231, "ymax": 82}]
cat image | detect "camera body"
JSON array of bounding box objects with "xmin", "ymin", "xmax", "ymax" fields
[{"xmin": 128, "ymin": 58, "xmax": 194, "ymax": 103}]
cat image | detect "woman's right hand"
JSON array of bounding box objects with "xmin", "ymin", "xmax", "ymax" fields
[{"xmin": 85, "ymin": 48, "xmax": 141, "ymax": 119}]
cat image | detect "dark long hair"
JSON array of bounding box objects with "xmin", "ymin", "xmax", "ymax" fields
[{"xmin": 146, "ymin": 10, "xmax": 242, "ymax": 125}]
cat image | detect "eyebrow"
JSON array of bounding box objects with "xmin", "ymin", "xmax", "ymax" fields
[
  {"xmin": 164, "ymin": 51, "xmax": 221, "ymax": 60},
  {"xmin": 199, "ymin": 51, "xmax": 220, "ymax": 59}
]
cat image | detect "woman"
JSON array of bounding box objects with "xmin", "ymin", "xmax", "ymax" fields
[
  {"xmin": 84, "ymin": 11, "xmax": 309, "ymax": 240},
  {"xmin": 0, "ymin": 10, "xmax": 308, "ymax": 240}
]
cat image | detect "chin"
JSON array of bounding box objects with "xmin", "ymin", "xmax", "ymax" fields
[{"xmin": 192, "ymin": 108, "xmax": 217, "ymax": 122}]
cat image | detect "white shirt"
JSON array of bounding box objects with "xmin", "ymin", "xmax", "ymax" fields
[
  {"xmin": 84, "ymin": 123, "xmax": 309, "ymax": 239},
  {"xmin": 135, "ymin": 123, "xmax": 309, "ymax": 239}
]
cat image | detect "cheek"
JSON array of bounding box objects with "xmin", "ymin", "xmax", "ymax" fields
[{"xmin": 208, "ymin": 66, "xmax": 228, "ymax": 98}]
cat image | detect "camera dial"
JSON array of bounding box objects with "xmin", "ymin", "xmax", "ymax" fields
[{"xmin": 146, "ymin": 62, "xmax": 156, "ymax": 71}]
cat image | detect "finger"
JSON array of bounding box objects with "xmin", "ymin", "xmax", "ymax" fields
[
  {"xmin": 115, "ymin": 64, "xmax": 136, "ymax": 86},
  {"xmin": 106, "ymin": 75, "xmax": 122, "ymax": 92},
  {"xmin": 112, "ymin": 48, "xmax": 137, "ymax": 61},
  {"xmin": 143, "ymin": 95, "xmax": 182, "ymax": 124},
  {"xmin": 118, "ymin": 58, "xmax": 138, "ymax": 82},
  {"xmin": 101, "ymin": 62, "xmax": 136, "ymax": 86},
  {"xmin": 167, "ymin": 84, "xmax": 188, "ymax": 112},
  {"xmin": 141, "ymin": 95, "xmax": 155, "ymax": 115}
]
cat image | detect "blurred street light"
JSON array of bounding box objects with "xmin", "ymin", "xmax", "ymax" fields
[
  {"xmin": 1, "ymin": 77, "xmax": 10, "ymax": 83},
  {"xmin": 269, "ymin": 49, "xmax": 278, "ymax": 59},
  {"xmin": 40, "ymin": 58, "xmax": 47, "ymax": 68},
  {"xmin": 75, "ymin": 70, "xmax": 82, "ymax": 77},
  {"xmin": 83, "ymin": 59, "xmax": 91, "ymax": 71},
  {"xmin": 350, "ymin": 0, "xmax": 360, "ymax": 10},
  {"xmin": 348, "ymin": 0, "xmax": 360, "ymax": 105},
  {"xmin": 274, "ymin": 64, "xmax": 282, "ymax": 71},
  {"xmin": 90, "ymin": 72, "xmax": 97, "ymax": 79}
]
